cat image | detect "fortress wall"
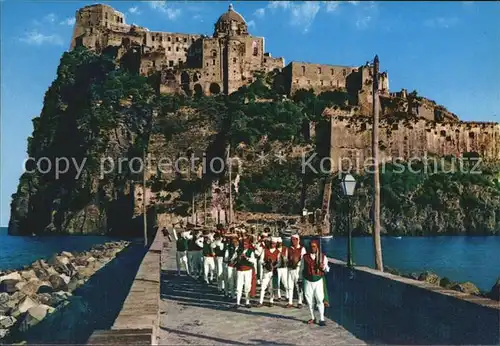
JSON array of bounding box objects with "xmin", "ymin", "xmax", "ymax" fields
[
  {"xmin": 286, "ymin": 62, "xmax": 358, "ymax": 94},
  {"xmin": 329, "ymin": 117, "xmax": 500, "ymax": 172},
  {"xmin": 263, "ymin": 55, "xmax": 285, "ymax": 72}
]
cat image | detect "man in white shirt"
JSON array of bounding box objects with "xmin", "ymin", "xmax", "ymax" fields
[
  {"xmin": 300, "ymin": 239, "xmax": 329, "ymax": 326},
  {"xmin": 256, "ymin": 237, "xmax": 280, "ymax": 307},
  {"xmin": 286, "ymin": 234, "xmax": 306, "ymax": 308}
]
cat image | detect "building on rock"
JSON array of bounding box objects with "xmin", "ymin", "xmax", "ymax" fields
[{"xmin": 70, "ymin": 4, "xmax": 468, "ymax": 123}]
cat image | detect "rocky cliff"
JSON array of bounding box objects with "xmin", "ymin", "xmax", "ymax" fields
[{"xmin": 8, "ymin": 47, "xmax": 500, "ymax": 235}]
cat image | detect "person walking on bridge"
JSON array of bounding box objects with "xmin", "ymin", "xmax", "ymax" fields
[
  {"xmin": 173, "ymin": 228, "xmax": 190, "ymax": 276},
  {"xmin": 223, "ymin": 236, "xmax": 239, "ymax": 299},
  {"xmin": 256, "ymin": 237, "xmax": 280, "ymax": 307},
  {"xmin": 286, "ymin": 234, "xmax": 306, "ymax": 308},
  {"xmin": 301, "ymin": 240, "xmax": 329, "ymax": 326},
  {"xmin": 213, "ymin": 233, "xmax": 226, "ymax": 293},
  {"xmin": 202, "ymin": 234, "xmax": 216, "ymax": 284},
  {"xmin": 235, "ymin": 238, "xmax": 256, "ymax": 308},
  {"xmin": 276, "ymin": 238, "xmax": 289, "ymax": 301}
]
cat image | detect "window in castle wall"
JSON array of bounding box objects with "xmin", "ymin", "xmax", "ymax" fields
[
  {"xmin": 264, "ymin": 58, "xmax": 267, "ymax": 63},
  {"xmin": 168, "ymin": 37, "xmax": 171, "ymax": 42},
  {"xmin": 307, "ymin": 80, "xmax": 311, "ymax": 84},
  {"xmin": 318, "ymin": 67, "xmax": 322, "ymax": 74},
  {"xmin": 184, "ymin": 38, "xmax": 187, "ymax": 43},
  {"xmin": 252, "ymin": 41, "xmax": 258, "ymax": 56},
  {"xmin": 176, "ymin": 37, "xmax": 179, "ymax": 42},
  {"xmin": 233, "ymin": 58, "xmax": 237, "ymax": 63},
  {"xmin": 152, "ymin": 36, "xmax": 155, "ymax": 42},
  {"xmin": 343, "ymin": 69, "xmax": 347, "ymax": 77},
  {"xmin": 168, "ymin": 47, "xmax": 171, "ymax": 51},
  {"xmin": 212, "ymin": 59, "xmax": 216, "ymax": 65},
  {"xmin": 295, "ymin": 79, "xmax": 299, "ymax": 83},
  {"xmin": 169, "ymin": 60, "xmax": 174, "ymax": 67},
  {"xmin": 176, "ymin": 47, "xmax": 179, "ymax": 52},
  {"xmin": 206, "ymin": 62, "xmax": 209, "ymax": 67},
  {"xmin": 331, "ymin": 69, "xmax": 334, "ymax": 75},
  {"xmin": 152, "ymin": 60, "xmax": 156, "ymax": 67},
  {"xmin": 320, "ymin": 80, "xmax": 324, "ymax": 86},
  {"xmin": 105, "ymin": 13, "xmax": 108, "ymax": 20}
]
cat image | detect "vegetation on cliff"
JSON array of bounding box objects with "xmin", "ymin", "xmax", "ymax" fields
[{"xmin": 9, "ymin": 47, "xmax": 500, "ymax": 235}]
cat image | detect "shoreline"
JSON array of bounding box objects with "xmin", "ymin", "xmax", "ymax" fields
[{"xmin": 0, "ymin": 240, "xmax": 131, "ymax": 341}]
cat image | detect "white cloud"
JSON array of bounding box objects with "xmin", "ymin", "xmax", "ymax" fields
[
  {"xmin": 268, "ymin": 1, "xmax": 291, "ymax": 10},
  {"xmin": 148, "ymin": 1, "xmax": 181, "ymax": 20},
  {"xmin": 255, "ymin": 8, "xmax": 266, "ymax": 18},
  {"xmin": 43, "ymin": 13, "xmax": 57, "ymax": 23},
  {"xmin": 19, "ymin": 30, "xmax": 63, "ymax": 46},
  {"xmin": 193, "ymin": 14, "xmax": 204, "ymax": 23},
  {"xmin": 356, "ymin": 16, "xmax": 372, "ymax": 29},
  {"xmin": 129, "ymin": 6, "xmax": 141, "ymax": 15},
  {"xmin": 59, "ymin": 17, "xmax": 76, "ymax": 26},
  {"xmin": 290, "ymin": 2, "xmax": 321, "ymax": 33},
  {"xmin": 247, "ymin": 20, "xmax": 256, "ymax": 28},
  {"xmin": 262, "ymin": 1, "xmax": 377, "ymax": 32},
  {"xmin": 324, "ymin": 2, "xmax": 341, "ymax": 13},
  {"xmin": 424, "ymin": 17, "xmax": 459, "ymax": 29},
  {"xmin": 462, "ymin": 1, "xmax": 474, "ymax": 5}
]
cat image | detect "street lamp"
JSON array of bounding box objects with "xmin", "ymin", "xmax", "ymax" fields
[{"xmin": 340, "ymin": 174, "xmax": 356, "ymax": 267}]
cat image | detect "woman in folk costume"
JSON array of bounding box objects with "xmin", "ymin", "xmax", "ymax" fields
[
  {"xmin": 202, "ymin": 234, "xmax": 216, "ymax": 284},
  {"xmin": 276, "ymin": 238, "xmax": 289, "ymax": 301},
  {"xmin": 223, "ymin": 236, "xmax": 239, "ymax": 299},
  {"xmin": 300, "ymin": 240, "xmax": 329, "ymax": 326},
  {"xmin": 234, "ymin": 237, "xmax": 257, "ymax": 308},
  {"xmin": 212, "ymin": 232, "xmax": 226, "ymax": 292},
  {"xmin": 286, "ymin": 234, "xmax": 306, "ymax": 308},
  {"xmin": 256, "ymin": 237, "xmax": 280, "ymax": 307},
  {"xmin": 172, "ymin": 228, "xmax": 190, "ymax": 276}
]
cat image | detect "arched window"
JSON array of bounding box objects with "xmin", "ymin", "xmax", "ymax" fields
[{"xmin": 252, "ymin": 41, "xmax": 258, "ymax": 56}]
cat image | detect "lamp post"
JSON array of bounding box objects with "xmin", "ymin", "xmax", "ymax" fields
[{"xmin": 341, "ymin": 173, "xmax": 357, "ymax": 267}]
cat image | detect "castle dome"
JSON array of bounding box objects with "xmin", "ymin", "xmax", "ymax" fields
[
  {"xmin": 213, "ymin": 4, "xmax": 249, "ymax": 37},
  {"xmin": 216, "ymin": 4, "xmax": 246, "ymax": 25}
]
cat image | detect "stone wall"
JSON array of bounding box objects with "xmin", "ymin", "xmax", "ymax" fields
[
  {"xmin": 87, "ymin": 231, "xmax": 163, "ymax": 345},
  {"xmin": 329, "ymin": 116, "xmax": 500, "ymax": 172},
  {"xmin": 326, "ymin": 259, "xmax": 500, "ymax": 344}
]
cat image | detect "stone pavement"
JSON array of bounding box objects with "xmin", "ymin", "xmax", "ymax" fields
[{"xmin": 158, "ymin": 241, "xmax": 369, "ymax": 345}]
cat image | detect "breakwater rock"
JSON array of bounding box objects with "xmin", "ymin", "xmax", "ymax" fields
[
  {"xmin": 383, "ymin": 266, "xmax": 500, "ymax": 301},
  {"xmin": 0, "ymin": 240, "xmax": 130, "ymax": 340}
]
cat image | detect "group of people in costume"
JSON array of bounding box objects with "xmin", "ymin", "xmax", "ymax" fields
[{"xmin": 171, "ymin": 223, "xmax": 330, "ymax": 326}]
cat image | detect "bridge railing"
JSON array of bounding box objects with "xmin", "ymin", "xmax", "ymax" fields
[{"xmin": 87, "ymin": 231, "xmax": 164, "ymax": 345}]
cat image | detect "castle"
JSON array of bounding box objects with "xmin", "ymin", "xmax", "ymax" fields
[{"xmin": 72, "ymin": 4, "xmax": 467, "ymax": 123}]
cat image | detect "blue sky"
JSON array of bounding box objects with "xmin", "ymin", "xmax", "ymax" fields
[{"xmin": 1, "ymin": 1, "xmax": 499, "ymax": 226}]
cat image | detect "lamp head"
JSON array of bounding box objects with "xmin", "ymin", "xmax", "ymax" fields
[{"xmin": 341, "ymin": 173, "xmax": 357, "ymax": 196}]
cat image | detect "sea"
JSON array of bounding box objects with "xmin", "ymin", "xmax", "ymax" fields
[{"xmin": 0, "ymin": 227, "xmax": 498, "ymax": 291}]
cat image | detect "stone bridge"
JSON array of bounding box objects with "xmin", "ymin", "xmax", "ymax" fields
[{"xmin": 88, "ymin": 232, "xmax": 500, "ymax": 345}]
